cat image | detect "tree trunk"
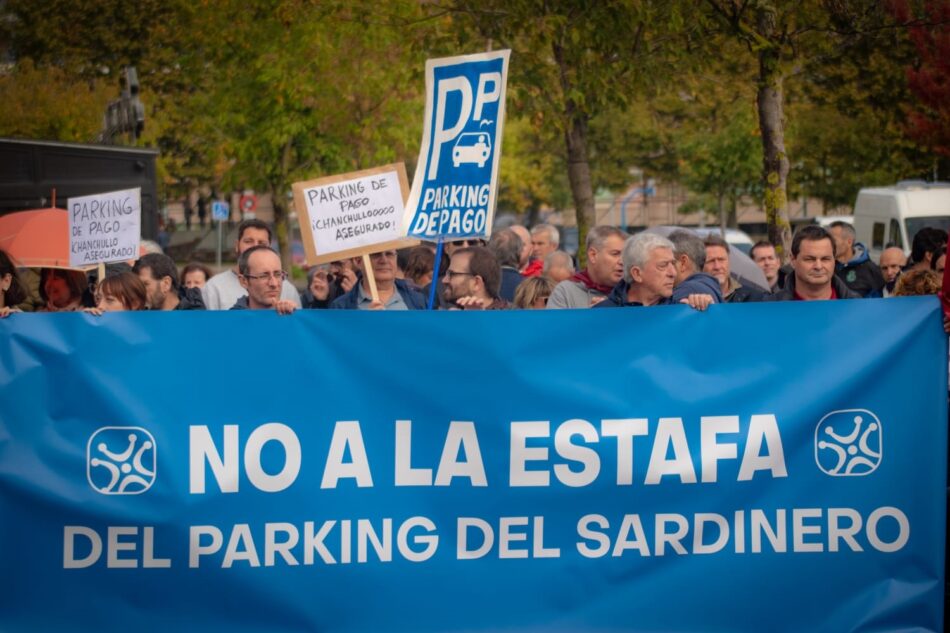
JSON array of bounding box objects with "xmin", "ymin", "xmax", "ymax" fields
[
  {"xmin": 553, "ymin": 39, "xmax": 595, "ymax": 268},
  {"xmin": 718, "ymin": 191, "xmax": 726, "ymax": 233},
  {"xmin": 564, "ymin": 112, "xmax": 595, "ymax": 268},
  {"xmin": 756, "ymin": 8, "xmax": 792, "ymax": 261},
  {"xmin": 271, "ymin": 140, "xmax": 294, "ymax": 273},
  {"xmin": 270, "ymin": 184, "xmax": 291, "ymax": 274}
]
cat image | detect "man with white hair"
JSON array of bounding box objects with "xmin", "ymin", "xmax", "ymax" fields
[
  {"xmin": 594, "ymin": 233, "xmax": 714, "ymax": 310},
  {"xmin": 523, "ymin": 224, "xmax": 559, "ymax": 277}
]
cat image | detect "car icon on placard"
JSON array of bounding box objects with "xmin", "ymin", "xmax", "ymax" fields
[{"xmin": 453, "ymin": 133, "xmax": 491, "ymax": 168}]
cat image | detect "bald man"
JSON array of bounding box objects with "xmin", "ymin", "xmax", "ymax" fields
[{"xmin": 879, "ymin": 247, "xmax": 907, "ymax": 298}]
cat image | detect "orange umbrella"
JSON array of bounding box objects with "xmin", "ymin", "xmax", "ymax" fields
[
  {"xmin": 0, "ymin": 208, "xmax": 92, "ymax": 270},
  {"xmin": 0, "ymin": 208, "xmax": 147, "ymax": 270}
]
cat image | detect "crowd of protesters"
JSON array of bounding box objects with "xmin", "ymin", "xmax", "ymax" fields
[{"xmin": 0, "ymin": 217, "xmax": 946, "ymax": 319}]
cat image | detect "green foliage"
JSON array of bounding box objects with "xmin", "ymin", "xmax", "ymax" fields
[
  {"xmin": 0, "ymin": 59, "xmax": 113, "ymax": 141},
  {"xmin": 3, "ymin": 0, "xmax": 948, "ymax": 256},
  {"xmin": 678, "ymin": 103, "xmax": 762, "ymax": 222},
  {"xmin": 452, "ymin": 0, "xmax": 703, "ymax": 260},
  {"xmin": 786, "ymin": 16, "xmax": 941, "ymax": 207},
  {"xmin": 497, "ymin": 115, "xmax": 570, "ymax": 216},
  {"xmin": 2, "ymin": 0, "xmax": 193, "ymax": 79}
]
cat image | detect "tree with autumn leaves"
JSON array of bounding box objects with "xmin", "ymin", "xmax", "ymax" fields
[
  {"xmin": 1, "ymin": 0, "xmax": 947, "ymax": 265},
  {"xmin": 895, "ymin": 0, "xmax": 950, "ymax": 161}
]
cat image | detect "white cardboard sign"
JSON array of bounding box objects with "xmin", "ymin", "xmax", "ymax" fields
[
  {"xmin": 292, "ymin": 163, "xmax": 414, "ymax": 264},
  {"xmin": 68, "ymin": 187, "xmax": 141, "ymax": 267}
]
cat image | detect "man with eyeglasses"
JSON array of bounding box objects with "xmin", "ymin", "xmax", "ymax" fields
[
  {"xmin": 442, "ymin": 246, "xmax": 508, "ymax": 310},
  {"xmin": 422, "ymin": 237, "xmax": 487, "ymax": 309},
  {"xmin": 202, "ymin": 219, "xmax": 301, "ymax": 310},
  {"xmin": 330, "ymin": 249, "xmax": 426, "ymax": 310},
  {"xmin": 230, "ymin": 246, "xmax": 298, "ymax": 314}
]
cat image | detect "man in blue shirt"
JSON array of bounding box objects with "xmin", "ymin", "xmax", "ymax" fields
[{"xmin": 330, "ymin": 250, "xmax": 426, "ymax": 310}]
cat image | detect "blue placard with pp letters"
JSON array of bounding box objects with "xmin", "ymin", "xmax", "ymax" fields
[
  {"xmin": 0, "ymin": 298, "xmax": 945, "ymax": 632},
  {"xmin": 402, "ymin": 50, "xmax": 510, "ymax": 240}
]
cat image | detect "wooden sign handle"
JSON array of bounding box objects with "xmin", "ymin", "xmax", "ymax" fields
[{"xmin": 362, "ymin": 253, "xmax": 379, "ymax": 304}]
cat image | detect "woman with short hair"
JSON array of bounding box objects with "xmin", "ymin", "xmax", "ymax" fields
[{"xmin": 85, "ymin": 272, "xmax": 148, "ymax": 314}]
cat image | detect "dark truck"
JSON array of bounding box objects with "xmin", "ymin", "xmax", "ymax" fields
[{"xmin": 0, "ymin": 138, "xmax": 160, "ymax": 240}]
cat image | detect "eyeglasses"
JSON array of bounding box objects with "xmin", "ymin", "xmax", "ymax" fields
[
  {"xmin": 244, "ymin": 270, "xmax": 287, "ymax": 282},
  {"xmin": 450, "ymin": 239, "xmax": 485, "ymax": 248},
  {"xmin": 445, "ymin": 270, "xmax": 475, "ymax": 278}
]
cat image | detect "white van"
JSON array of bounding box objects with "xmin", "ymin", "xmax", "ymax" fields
[{"xmin": 853, "ymin": 181, "xmax": 950, "ymax": 262}]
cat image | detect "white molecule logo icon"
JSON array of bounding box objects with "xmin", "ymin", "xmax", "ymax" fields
[
  {"xmin": 86, "ymin": 427, "xmax": 157, "ymax": 494},
  {"xmin": 815, "ymin": 409, "xmax": 882, "ymax": 476}
]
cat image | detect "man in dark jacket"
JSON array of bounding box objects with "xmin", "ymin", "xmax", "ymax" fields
[
  {"xmin": 668, "ymin": 230, "xmax": 723, "ymax": 304},
  {"xmin": 330, "ymin": 249, "xmax": 426, "ymax": 310},
  {"xmin": 488, "ymin": 229, "xmax": 525, "ymax": 302},
  {"xmin": 595, "ymin": 232, "xmax": 714, "ymax": 310},
  {"xmin": 828, "ymin": 221, "xmax": 884, "ymax": 297},
  {"xmin": 750, "ymin": 240, "xmax": 782, "ymax": 292},
  {"xmin": 770, "ymin": 225, "xmax": 861, "ymax": 301},
  {"xmin": 703, "ymin": 235, "xmax": 766, "ymax": 303},
  {"xmin": 133, "ymin": 253, "xmax": 205, "ymax": 311}
]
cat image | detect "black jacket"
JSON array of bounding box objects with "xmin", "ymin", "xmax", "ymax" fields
[
  {"xmin": 593, "ymin": 280, "xmax": 672, "ymax": 308},
  {"xmin": 499, "ymin": 267, "xmax": 524, "ymax": 303},
  {"xmin": 768, "ymin": 274, "xmax": 862, "ymax": 301},
  {"xmin": 725, "ymin": 277, "xmax": 767, "ymax": 303},
  {"xmin": 835, "ymin": 243, "xmax": 885, "ymax": 298},
  {"xmin": 175, "ymin": 287, "xmax": 206, "ymax": 310}
]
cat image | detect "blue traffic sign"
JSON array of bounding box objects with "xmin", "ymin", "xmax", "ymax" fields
[{"xmin": 211, "ymin": 201, "xmax": 229, "ymax": 221}]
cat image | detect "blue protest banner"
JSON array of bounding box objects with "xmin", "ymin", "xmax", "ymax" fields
[
  {"xmin": 0, "ymin": 298, "xmax": 945, "ymax": 632},
  {"xmin": 402, "ymin": 50, "xmax": 510, "ymax": 241}
]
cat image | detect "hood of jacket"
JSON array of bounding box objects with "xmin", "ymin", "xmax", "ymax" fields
[{"xmin": 841, "ymin": 242, "xmax": 871, "ymax": 268}]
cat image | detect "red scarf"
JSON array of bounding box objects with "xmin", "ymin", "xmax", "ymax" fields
[
  {"xmin": 572, "ymin": 269, "xmax": 614, "ymax": 295},
  {"xmin": 522, "ymin": 259, "xmax": 543, "ymax": 277}
]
